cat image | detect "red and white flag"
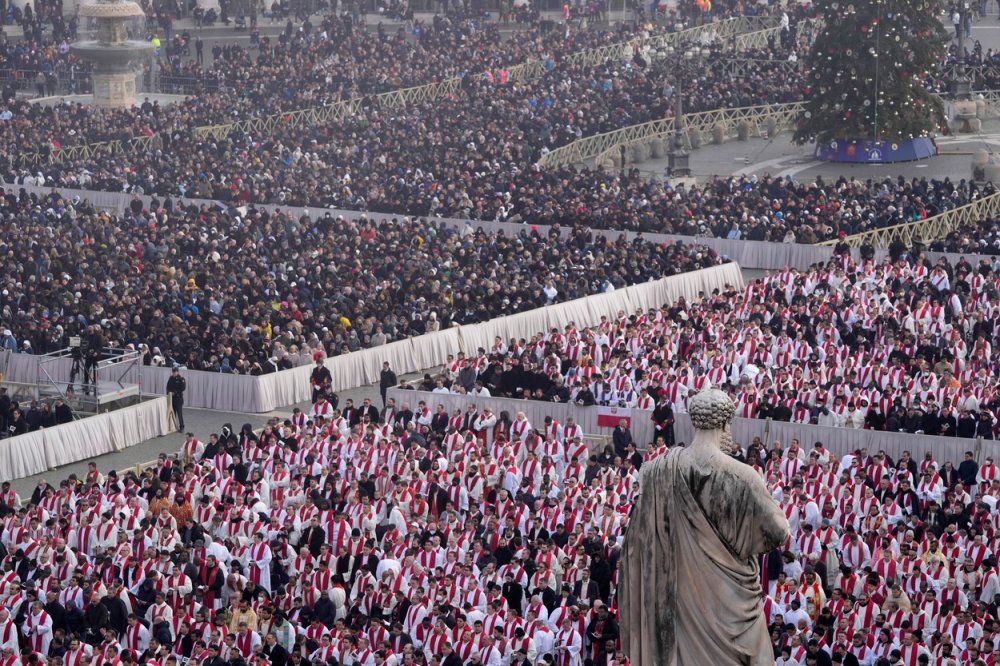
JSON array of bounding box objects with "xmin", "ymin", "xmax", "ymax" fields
[{"xmin": 596, "ymin": 406, "xmax": 632, "ymax": 428}]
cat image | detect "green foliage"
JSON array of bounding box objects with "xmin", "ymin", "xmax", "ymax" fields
[{"xmin": 793, "ymin": 0, "xmax": 949, "ymax": 145}]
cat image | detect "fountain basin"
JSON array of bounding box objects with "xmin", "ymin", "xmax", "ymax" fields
[{"xmin": 70, "ymin": 41, "xmax": 154, "ymax": 68}]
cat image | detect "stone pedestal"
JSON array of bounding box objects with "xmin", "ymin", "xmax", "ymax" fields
[
  {"xmin": 91, "ymin": 70, "xmax": 139, "ymax": 107},
  {"xmin": 951, "ymin": 98, "xmax": 981, "ymax": 134}
]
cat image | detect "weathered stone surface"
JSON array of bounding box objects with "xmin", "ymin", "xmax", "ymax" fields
[{"xmin": 619, "ymin": 389, "xmax": 790, "ymax": 666}]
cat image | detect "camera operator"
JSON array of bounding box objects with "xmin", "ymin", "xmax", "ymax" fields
[
  {"xmin": 83, "ymin": 324, "xmax": 105, "ymax": 390},
  {"xmin": 66, "ymin": 325, "xmax": 85, "ymax": 393}
]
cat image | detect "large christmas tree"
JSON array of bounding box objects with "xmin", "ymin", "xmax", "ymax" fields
[{"xmin": 793, "ymin": 0, "xmax": 949, "ymax": 146}]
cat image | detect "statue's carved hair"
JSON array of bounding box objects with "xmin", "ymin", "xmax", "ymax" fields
[{"xmin": 688, "ymin": 388, "xmax": 736, "ymax": 431}]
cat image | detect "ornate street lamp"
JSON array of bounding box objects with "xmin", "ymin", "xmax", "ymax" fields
[{"xmin": 664, "ymin": 45, "xmax": 709, "ymax": 178}]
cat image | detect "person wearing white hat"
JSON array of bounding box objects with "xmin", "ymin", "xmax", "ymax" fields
[{"xmin": 0, "ymin": 330, "xmax": 16, "ymax": 353}]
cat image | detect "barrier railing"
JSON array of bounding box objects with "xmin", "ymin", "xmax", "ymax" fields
[
  {"xmin": 731, "ymin": 23, "xmax": 785, "ymax": 51},
  {"xmin": 943, "ymin": 62, "xmax": 1000, "ymax": 85},
  {"xmin": 195, "ymin": 76, "xmax": 465, "ymax": 140},
  {"xmin": 159, "ymin": 74, "xmax": 221, "ymax": 94},
  {"xmin": 537, "ymin": 101, "xmax": 805, "ymax": 169},
  {"xmin": 525, "ymin": 19, "xmax": 826, "ymax": 170},
  {"xmin": 727, "ymin": 16, "xmax": 818, "ymax": 52},
  {"xmin": 976, "ymin": 89, "xmax": 1000, "ymax": 110},
  {"xmin": 0, "ymin": 68, "xmax": 92, "ymax": 95},
  {"xmin": 13, "ymin": 16, "xmax": 776, "ymax": 166},
  {"xmin": 718, "ymin": 57, "xmax": 803, "ymax": 78},
  {"xmin": 817, "ymin": 191, "xmax": 1000, "ymax": 248},
  {"xmin": 13, "ymin": 139, "xmax": 143, "ymax": 168},
  {"xmin": 538, "ymin": 84, "xmax": 1000, "ymax": 173},
  {"xmin": 501, "ymin": 16, "xmax": 783, "ymax": 84}
]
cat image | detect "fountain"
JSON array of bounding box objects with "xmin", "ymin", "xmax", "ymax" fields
[{"xmin": 70, "ymin": 0, "xmax": 154, "ymax": 108}]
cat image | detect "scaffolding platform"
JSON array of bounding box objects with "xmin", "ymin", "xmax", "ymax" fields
[
  {"xmin": 35, "ymin": 380, "xmax": 142, "ymax": 413},
  {"xmin": 34, "ymin": 347, "xmax": 143, "ymax": 417}
]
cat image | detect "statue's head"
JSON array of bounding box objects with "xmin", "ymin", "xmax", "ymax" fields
[{"xmin": 688, "ymin": 388, "xmax": 736, "ymax": 431}]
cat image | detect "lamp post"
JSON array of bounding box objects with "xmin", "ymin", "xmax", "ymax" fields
[
  {"xmin": 953, "ymin": 0, "xmax": 971, "ymax": 99},
  {"xmin": 663, "ymin": 44, "xmax": 708, "ymax": 179}
]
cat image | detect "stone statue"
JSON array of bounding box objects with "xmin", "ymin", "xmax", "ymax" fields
[{"xmin": 619, "ymin": 389, "xmax": 789, "ymax": 666}]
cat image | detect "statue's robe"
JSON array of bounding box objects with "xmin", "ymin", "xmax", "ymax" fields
[{"xmin": 620, "ymin": 445, "xmax": 789, "ymax": 665}]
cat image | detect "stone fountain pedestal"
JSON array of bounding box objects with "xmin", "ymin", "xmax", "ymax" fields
[
  {"xmin": 71, "ymin": 0, "xmax": 155, "ymax": 108},
  {"xmin": 92, "ymin": 70, "xmax": 137, "ymax": 106}
]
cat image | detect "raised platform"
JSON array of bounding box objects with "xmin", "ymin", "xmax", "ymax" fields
[
  {"xmin": 43, "ymin": 380, "xmax": 141, "ymax": 411},
  {"xmin": 813, "ymin": 137, "xmax": 938, "ymax": 164},
  {"xmin": 34, "ymin": 347, "xmax": 143, "ymax": 416}
]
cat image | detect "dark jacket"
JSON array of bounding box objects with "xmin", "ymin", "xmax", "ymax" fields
[
  {"xmin": 298, "ymin": 525, "xmax": 326, "ymax": 558},
  {"xmin": 80, "ymin": 599, "xmax": 110, "ymax": 633},
  {"xmin": 611, "ymin": 426, "xmax": 632, "ymax": 457},
  {"xmin": 379, "ymin": 368, "xmax": 398, "ymax": 392},
  {"xmin": 959, "ymin": 459, "xmax": 980, "ymax": 485},
  {"xmin": 262, "ymin": 643, "xmax": 288, "ymax": 666}
]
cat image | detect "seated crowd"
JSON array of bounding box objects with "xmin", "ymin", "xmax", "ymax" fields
[
  {"xmin": 0, "ymin": 8, "xmax": 834, "ymax": 235},
  {"xmin": 0, "ymin": 187, "xmax": 723, "ymax": 368},
  {"xmin": 1, "ymin": 381, "xmax": 999, "ymax": 666},
  {"xmin": 0, "ymin": 3, "xmax": 988, "ymax": 247},
  {"xmin": 936, "ymin": 216, "xmax": 1000, "ymax": 257},
  {"xmin": 6, "ymin": 10, "xmax": 988, "ymax": 245},
  {"xmin": 15, "ymin": 44, "xmax": 811, "ymax": 216},
  {"xmin": 418, "ymin": 249, "xmax": 1000, "ymax": 439},
  {"xmin": 0, "ymin": 391, "xmax": 73, "ymax": 439},
  {"xmin": 0, "ymin": 14, "xmax": 653, "ymax": 154}
]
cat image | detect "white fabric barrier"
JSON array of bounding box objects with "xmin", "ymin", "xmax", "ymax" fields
[
  {"xmin": 457, "ymin": 263, "xmax": 744, "ymax": 356},
  {"xmin": 0, "ymin": 429, "xmax": 48, "ymax": 482},
  {"xmin": 0, "ymin": 396, "xmax": 169, "ymax": 481},
  {"xmin": 0, "ymin": 354, "xmax": 264, "ymax": 415},
  {"xmin": 387, "ymin": 389, "xmax": 657, "ymax": 453},
  {"xmin": 390, "ymin": 389, "xmax": 1000, "ymax": 466},
  {"xmin": 315, "ymin": 267, "xmax": 740, "ymax": 414},
  {"xmin": 2, "ymin": 266, "xmax": 738, "ymax": 414},
  {"xmin": 140, "ymin": 365, "xmax": 261, "ymax": 414}
]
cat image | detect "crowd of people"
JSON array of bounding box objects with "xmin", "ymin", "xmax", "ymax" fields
[
  {"xmin": 1, "ymin": 169, "xmax": 993, "ymax": 369},
  {"xmin": 934, "ymin": 216, "xmax": 1000, "ymax": 257},
  {"xmin": 0, "ymin": 371, "xmax": 999, "ymax": 666},
  {"xmin": 418, "ymin": 248, "xmax": 1000, "ymax": 443},
  {"xmin": 4, "ymin": 2, "xmax": 990, "ymax": 248},
  {"xmin": 9, "ymin": 36, "xmax": 987, "ymax": 243},
  {"xmin": 0, "ymin": 15, "xmax": 670, "ymax": 155},
  {"xmin": 0, "ymin": 391, "xmax": 73, "ymax": 439},
  {"xmin": 0, "ymin": 33, "xmax": 90, "ymax": 98},
  {"xmin": 0, "ymin": 6, "xmax": 831, "ymax": 233},
  {"xmin": 0, "ymin": 0, "xmax": 989, "ymax": 249},
  {"xmin": 0, "ymin": 186, "xmax": 723, "ymax": 367},
  {"xmin": 7, "ymin": 2, "xmax": 1000, "ymax": 666}
]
